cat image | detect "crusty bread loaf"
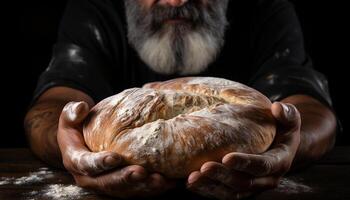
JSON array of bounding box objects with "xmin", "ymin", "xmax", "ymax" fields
[{"xmin": 83, "ymin": 77, "xmax": 276, "ymax": 178}]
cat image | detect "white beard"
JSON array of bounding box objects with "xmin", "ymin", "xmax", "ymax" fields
[{"xmin": 138, "ymin": 27, "xmax": 222, "ymax": 75}]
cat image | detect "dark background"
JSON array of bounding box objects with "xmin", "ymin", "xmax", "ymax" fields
[{"xmin": 1, "ymin": 0, "xmax": 348, "ymax": 148}]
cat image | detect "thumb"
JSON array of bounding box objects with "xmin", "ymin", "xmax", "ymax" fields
[
  {"xmin": 58, "ymin": 101, "xmax": 124, "ymax": 175},
  {"xmin": 60, "ymin": 101, "xmax": 90, "ymax": 128},
  {"xmin": 271, "ymin": 102, "xmax": 301, "ymax": 128}
]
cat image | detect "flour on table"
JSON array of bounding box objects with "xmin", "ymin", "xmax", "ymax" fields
[
  {"xmin": 24, "ymin": 184, "xmax": 91, "ymax": 200},
  {"xmin": 275, "ymin": 178, "xmax": 313, "ymax": 194},
  {"xmin": 0, "ymin": 166, "xmax": 92, "ymax": 200},
  {"xmin": 0, "ymin": 177, "xmax": 13, "ymax": 185},
  {"xmin": 0, "ymin": 167, "xmax": 54, "ymax": 185},
  {"xmin": 43, "ymin": 184, "xmax": 90, "ymax": 200}
]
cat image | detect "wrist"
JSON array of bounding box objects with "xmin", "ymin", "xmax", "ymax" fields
[{"xmin": 24, "ymin": 100, "xmax": 67, "ymax": 168}]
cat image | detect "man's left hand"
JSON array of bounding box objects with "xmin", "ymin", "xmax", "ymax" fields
[{"xmin": 186, "ymin": 102, "xmax": 301, "ymax": 200}]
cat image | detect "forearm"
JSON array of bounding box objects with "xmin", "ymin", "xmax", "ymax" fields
[
  {"xmin": 24, "ymin": 87, "xmax": 95, "ymax": 168},
  {"xmin": 281, "ymin": 95, "xmax": 337, "ymax": 170},
  {"xmin": 24, "ymin": 100, "xmax": 68, "ymax": 168}
]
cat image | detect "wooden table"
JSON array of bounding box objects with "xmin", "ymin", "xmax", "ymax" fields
[{"xmin": 1, "ymin": 147, "xmax": 349, "ymax": 200}]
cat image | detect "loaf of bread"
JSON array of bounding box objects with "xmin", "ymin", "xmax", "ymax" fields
[{"xmin": 83, "ymin": 77, "xmax": 276, "ymax": 178}]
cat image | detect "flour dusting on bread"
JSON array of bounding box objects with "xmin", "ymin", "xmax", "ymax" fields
[{"xmin": 83, "ymin": 77, "xmax": 276, "ymax": 178}]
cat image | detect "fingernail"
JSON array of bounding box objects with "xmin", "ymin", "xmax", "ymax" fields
[
  {"xmin": 188, "ymin": 177, "xmax": 195, "ymax": 185},
  {"xmin": 103, "ymin": 155, "xmax": 120, "ymax": 168},
  {"xmin": 130, "ymin": 171, "xmax": 146, "ymax": 182},
  {"xmin": 63, "ymin": 102, "xmax": 79, "ymax": 121},
  {"xmin": 187, "ymin": 173, "xmax": 199, "ymax": 185},
  {"xmin": 281, "ymin": 103, "xmax": 290, "ymax": 115}
]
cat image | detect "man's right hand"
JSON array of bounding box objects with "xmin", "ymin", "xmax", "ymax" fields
[{"xmin": 57, "ymin": 101, "xmax": 175, "ymax": 198}]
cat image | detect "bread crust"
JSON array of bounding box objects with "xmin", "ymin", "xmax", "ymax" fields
[{"xmin": 83, "ymin": 77, "xmax": 276, "ymax": 178}]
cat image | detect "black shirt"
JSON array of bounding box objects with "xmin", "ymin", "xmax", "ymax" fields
[{"xmin": 32, "ymin": 0, "xmax": 333, "ymax": 108}]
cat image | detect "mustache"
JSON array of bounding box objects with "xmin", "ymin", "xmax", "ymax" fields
[{"xmin": 150, "ymin": 2, "xmax": 203, "ymax": 28}]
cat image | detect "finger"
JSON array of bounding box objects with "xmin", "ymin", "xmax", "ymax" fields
[
  {"xmin": 148, "ymin": 173, "xmax": 177, "ymax": 190},
  {"xmin": 223, "ymin": 152, "xmax": 283, "ymax": 177},
  {"xmin": 59, "ymin": 131, "xmax": 123, "ymax": 176},
  {"xmin": 271, "ymin": 102, "xmax": 301, "ymax": 129},
  {"xmin": 146, "ymin": 173, "xmax": 177, "ymax": 193},
  {"xmin": 75, "ymin": 166, "xmax": 171, "ymax": 197},
  {"xmin": 271, "ymin": 102, "xmax": 301, "ymax": 152},
  {"xmin": 221, "ymin": 104, "xmax": 302, "ymax": 177},
  {"xmin": 74, "ymin": 165, "xmax": 147, "ymax": 190},
  {"xmin": 187, "ymin": 171, "xmax": 244, "ymax": 200},
  {"xmin": 60, "ymin": 101, "xmax": 90, "ymax": 128},
  {"xmin": 187, "ymin": 171, "xmax": 201, "ymax": 185},
  {"xmin": 57, "ymin": 101, "xmax": 89, "ymax": 153},
  {"xmin": 68, "ymin": 150, "xmax": 124, "ymax": 176},
  {"xmin": 201, "ymin": 162, "xmax": 281, "ymax": 194},
  {"xmin": 57, "ymin": 102, "xmax": 124, "ymax": 175},
  {"xmin": 200, "ymin": 161, "xmax": 252, "ymax": 191}
]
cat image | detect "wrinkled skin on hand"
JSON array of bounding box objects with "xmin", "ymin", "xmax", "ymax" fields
[
  {"xmin": 57, "ymin": 102, "xmax": 176, "ymax": 198},
  {"xmin": 187, "ymin": 102, "xmax": 301, "ymax": 200}
]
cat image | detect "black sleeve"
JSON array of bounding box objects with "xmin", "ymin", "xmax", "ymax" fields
[
  {"xmin": 248, "ymin": 0, "xmax": 333, "ymax": 109},
  {"xmin": 31, "ymin": 0, "xmax": 116, "ymax": 105}
]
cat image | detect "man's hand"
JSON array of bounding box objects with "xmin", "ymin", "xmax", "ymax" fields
[
  {"xmin": 186, "ymin": 102, "xmax": 301, "ymax": 200},
  {"xmin": 57, "ymin": 101, "xmax": 175, "ymax": 198}
]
